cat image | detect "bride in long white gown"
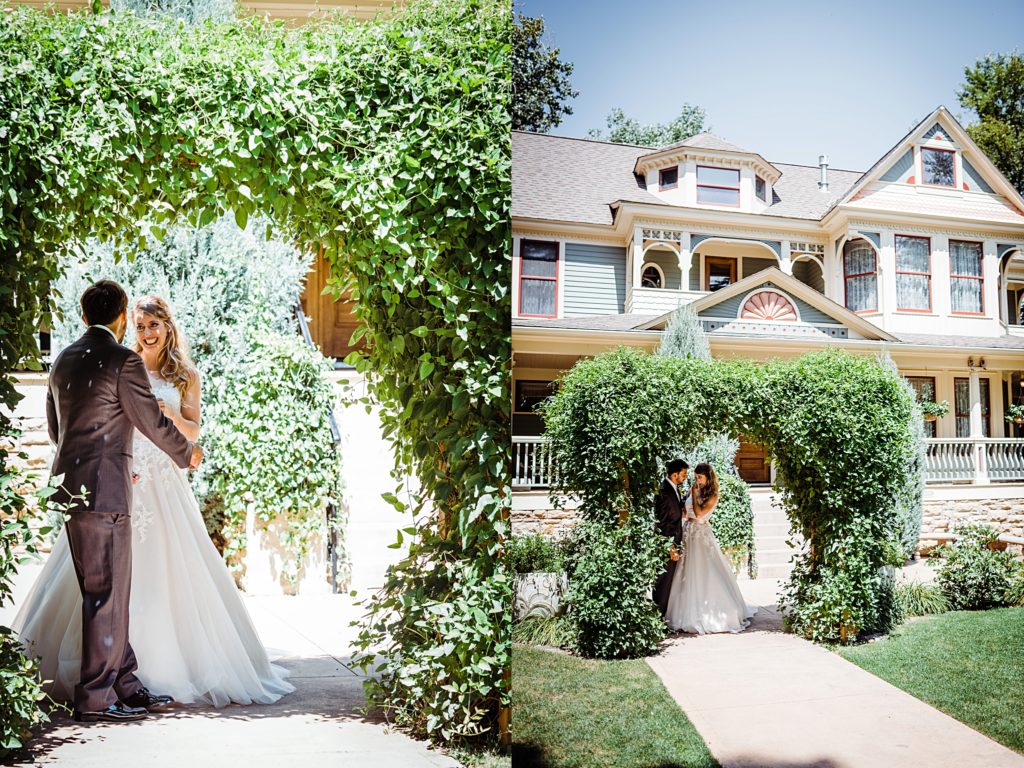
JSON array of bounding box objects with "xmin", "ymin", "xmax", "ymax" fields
[
  {"xmin": 14, "ymin": 295, "xmax": 294, "ymax": 707},
  {"xmin": 665, "ymin": 462, "xmax": 757, "ymax": 634}
]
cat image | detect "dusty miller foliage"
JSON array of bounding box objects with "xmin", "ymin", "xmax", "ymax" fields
[
  {"xmin": 0, "ymin": 0, "xmax": 509, "ymax": 746},
  {"xmin": 657, "ymin": 302, "xmax": 711, "ymax": 360}
]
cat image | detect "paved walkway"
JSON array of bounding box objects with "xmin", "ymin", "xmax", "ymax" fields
[
  {"xmin": 0, "ymin": 569, "xmax": 460, "ymax": 768},
  {"xmin": 647, "ymin": 578, "xmax": 1024, "ymax": 768}
]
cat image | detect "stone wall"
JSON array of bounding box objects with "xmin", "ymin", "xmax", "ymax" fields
[
  {"xmin": 919, "ymin": 496, "xmax": 1024, "ymax": 552},
  {"xmin": 511, "ymin": 492, "xmax": 578, "ymax": 538}
]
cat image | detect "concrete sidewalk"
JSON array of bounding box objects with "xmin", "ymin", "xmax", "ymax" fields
[
  {"xmin": 647, "ymin": 578, "xmax": 1024, "ymax": 768},
  {"xmin": 0, "ymin": 567, "xmax": 460, "ymax": 768}
]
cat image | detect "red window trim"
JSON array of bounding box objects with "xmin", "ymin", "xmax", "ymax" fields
[
  {"xmin": 659, "ymin": 166, "xmax": 679, "ymax": 191},
  {"xmin": 949, "ymin": 239, "xmax": 985, "ymax": 316},
  {"xmin": 696, "ymin": 165, "xmax": 741, "ymax": 208},
  {"xmin": 919, "ymin": 146, "xmax": 957, "ymax": 189},
  {"xmin": 518, "ymin": 239, "xmax": 559, "ymax": 319},
  {"xmin": 894, "ymin": 234, "xmax": 932, "ymax": 312},
  {"xmin": 842, "ymin": 241, "xmax": 878, "ymax": 314}
]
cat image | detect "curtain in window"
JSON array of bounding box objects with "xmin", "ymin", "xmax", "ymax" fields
[
  {"xmin": 520, "ymin": 241, "xmax": 557, "ymax": 316},
  {"xmin": 955, "ymin": 378, "xmax": 971, "ymax": 437},
  {"xmin": 895, "ymin": 236, "xmax": 930, "ymax": 310},
  {"xmin": 844, "ymin": 243, "xmax": 877, "ymax": 311},
  {"xmin": 950, "ymin": 241, "xmax": 983, "ymax": 313}
]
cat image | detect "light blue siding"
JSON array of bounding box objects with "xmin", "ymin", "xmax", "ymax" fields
[
  {"xmin": 742, "ymin": 257, "xmax": 777, "ymax": 279},
  {"xmin": 563, "ymin": 242, "xmax": 626, "ymax": 317},
  {"xmin": 792, "ymin": 259, "xmax": 825, "ymax": 293},
  {"xmin": 699, "ymin": 282, "xmax": 835, "ymax": 325},
  {"xmin": 642, "ymin": 249, "xmax": 682, "ymax": 290},
  {"xmin": 962, "ymin": 157, "xmax": 995, "ymax": 193},
  {"xmin": 880, "ymin": 150, "xmax": 914, "ymax": 182},
  {"xmin": 689, "ymin": 257, "xmax": 702, "ymax": 291}
]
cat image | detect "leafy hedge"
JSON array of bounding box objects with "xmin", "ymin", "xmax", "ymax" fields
[
  {"xmin": 935, "ymin": 524, "xmax": 1020, "ymax": 610},
  {"xmin": 710, "ymin": 473, "xmax": 755, "ymax": 576},
  {"xmin": 0, "ymin": 0, "xmax": 509, "ymax": 746},
  {"xmin": 543, "ymin": 347, "xmax": 916, "ymax": 646}
]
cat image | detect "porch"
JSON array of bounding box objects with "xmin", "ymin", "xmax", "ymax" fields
[{"xmin": 512, "ymin": 435, "xmax": 1024, "ymax": 488}]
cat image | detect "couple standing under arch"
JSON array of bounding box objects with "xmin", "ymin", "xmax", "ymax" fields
[{"xmin": 653, "ymin": 459, "xmax": 756, "ymax": 634}]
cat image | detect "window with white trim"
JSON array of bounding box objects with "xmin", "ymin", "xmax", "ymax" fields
[
  {"xmin": 519, "ymin": 240, "xmax": 558, "ymax": 318},
  {"xmin": 696, "ymin": 166, "xmax": 740, "ymax": 206},
  {"xmin": 921, "ymin": 147, "xmax": 955, "ymax": 187}
]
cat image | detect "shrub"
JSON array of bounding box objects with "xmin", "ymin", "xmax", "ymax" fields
[
  {"xmin": 896, "ymin": 582, "xmax": 949, "ymax": 616},
  {"xmin": 710, "ymin": 473, "xmax": 755, "ymax": 575},
  {"xmin": 511, "ymin": 616, "xmax": 571, "ymax": 647},
  {"xmin": 935, "ymin": 524, "xmax": 1018, "ymax": 611},
  {"xmin": 676, "ymin": 432, "xmax": 740, "ymax": 477},
  {"xmin": 657, "ymin": 303, "xmax": 710, "ymax": 360},
  {"xmin": 1006, "ymin": 567, "xmax": 1024, "ymax": 607},
  {"xmin": 506, "ymin": 533, "xmax": 563, "ymax": 574},
  {"xmin": 563, "ymin": 516, "xmax": 667, "ymax": 659}
]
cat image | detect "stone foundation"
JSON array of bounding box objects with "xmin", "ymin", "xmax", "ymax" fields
[
  {"xmin": 919, "ymin": 496, "xmax": 1024, "ymax": 553},
  {"xmin": 511, "ymin": 493, "xmax": 578, "ymax": 538}
]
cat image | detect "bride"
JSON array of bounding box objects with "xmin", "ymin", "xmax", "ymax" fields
[
  {"xmin": 14, "ymin": 295, "xmax": 294, "ymax": 707},
  {"xmin": 665, "ymin": 462, "xmax": 757, "ymax": 634}
]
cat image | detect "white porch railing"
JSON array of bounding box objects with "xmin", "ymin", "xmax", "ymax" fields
[
  {"xmin": 513, "ymin": 436, "xmax": 558, "ymax": 489},
  {"xmin": 513, "ymin": 436, "xmax": 1024, "ymax": 488}
]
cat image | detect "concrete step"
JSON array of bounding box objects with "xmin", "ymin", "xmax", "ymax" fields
[
  {"xmin": 752, "ymin": 510, "xmax": 788, "ymax": 525},
  {"xmin": 756, "ymin": 548, "xmax": 798, "ymax": 567},
  {"xmin": 753, "ymin": 522, "xmax": 791, "ymax": 538},
  {"xmin": 756, "ymin": 562, "xmax": 795, "ymax": 579}
]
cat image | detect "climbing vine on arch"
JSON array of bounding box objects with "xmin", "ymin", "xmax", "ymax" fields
[
  {"xmin": 0, "ymin": 0, "xmax": 509, "ymax": 745},
  {"xmin": 542, "ymin": 346, "xmax": 917, "ymax": 646}
]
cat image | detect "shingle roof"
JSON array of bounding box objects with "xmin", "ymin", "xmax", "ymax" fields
[
  {"xmin": 512, "ymin": 314, "xmax": 661, "ymax": 332},
  {"xmin": 512, "ymin": 130, "xmax": 865, "ymax": 224},
  {"xmin": 663, "ymin": 132, "xmax": 751, "ymax": 154},
  {"xmin": 895, "ymin": 333, "xmax": 1024, "ymax": 350}
]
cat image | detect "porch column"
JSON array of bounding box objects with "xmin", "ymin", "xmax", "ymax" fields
[
  {"xmin": 969, "ymin": 370, "xmax": 989, "ymax": 483},
  {"xmin": 632, "ymin": 226, "xmax": 644, "ymax": 292},
  {"xmin": 677, "ymin": 232, "xmax": 692, "ymax": 290},
  {"xmin": 779, "ymin": 240, "xmax": 792, "ymax": 275}
]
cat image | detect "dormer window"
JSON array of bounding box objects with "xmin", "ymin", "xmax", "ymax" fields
[
  {"xmin": 659, "ymin": 166, "xmax": 678, "ymax": 191},
  {"xmin": 755, "ymin": 175, "xmax": 766, "ymax": 202},
  {"xmin": 697, "ymin": 166, "xmax": 740, "ymax": 206},
  {"xmin": 921, "ymin": 147, "xmax": 955, "ymax": 187}
]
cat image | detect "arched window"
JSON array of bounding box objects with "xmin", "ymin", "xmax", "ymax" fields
[
  {"xmin": 843, "ymin": 239, "xmax": 878, "ymax": 312},
  {"xmin": 641, "ymin": 263, "xmax": 664, "ymax": 289}
]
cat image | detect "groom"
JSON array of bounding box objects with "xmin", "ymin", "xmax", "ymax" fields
[
  {"xmin": 653, "ymin": 459, "xmax": 689, "ymax": 616},
  {"xmin": 47, "ymin": 280, "xmax": 203, "ymax": 722}
]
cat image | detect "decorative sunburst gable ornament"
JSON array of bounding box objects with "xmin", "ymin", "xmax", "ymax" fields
[{"xmin": 739, "ymin": 290, "xmax": 798, "ymax": 321}]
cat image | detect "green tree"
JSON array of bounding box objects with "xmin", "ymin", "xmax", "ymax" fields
[
  {"xmin": 512, "ymin": 11, "xmax": 578, "ymax": 132},
  {"xmin": 657, "ymin": 303, "xmax": 710, "ymax": 360},
  {"xmin": 587, "ymin": 104, "xmax": 707, "ymax": 147},
  {"xmin": 958, "ymin": 52, "xmax": 1024, "ymax": 195}
]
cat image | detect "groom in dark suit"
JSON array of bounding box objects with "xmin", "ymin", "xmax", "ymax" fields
[
  {"xmin": 653, "ymin": 458, "xmax": 688, "ymax": 616},
  {"xmin": 47, "ymin": 280, "xmax": 203, "ymax": 722}
]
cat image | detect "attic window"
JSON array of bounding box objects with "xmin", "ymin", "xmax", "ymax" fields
[
  {"xmin": 921, "ymin": 147, "xmax": 955, "ymax": 187},
  {"xmin": 755, "ymin": 175, "xmax": 766, "ymax": 202},
  {"xmin": 697, "ymin": 166, "xmax": 740, "ymax": 206},
  {"xmin": 659, "ymin": 166, "xmax": 678, "ymax": 191}
]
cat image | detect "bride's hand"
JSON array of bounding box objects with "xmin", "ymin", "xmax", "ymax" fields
[{"xmin": 156, "ymin": 397, "xmax": 168, "ymax": 415}]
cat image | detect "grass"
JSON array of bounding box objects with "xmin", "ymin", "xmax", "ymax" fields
[
  {"xmin": 838, "ymin": 607, "xmax": 1024, "ymax": 754},
  {"xmin": 513, "ymin": 645, "xmax": 719, "ymax": 768},
  {"xmin": 447, "ymin": 745, "xmax": 511, "ymax": 768}
]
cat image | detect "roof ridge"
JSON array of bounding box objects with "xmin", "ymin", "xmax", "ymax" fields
[{"xmin": 511, "ymin": 130, "xmax": 656, "ymax": 151}]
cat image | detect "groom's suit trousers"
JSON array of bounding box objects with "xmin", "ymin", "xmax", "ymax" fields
[{"xmin": 65, "ymin": 511, "xmax": 142, "ymax": 712}]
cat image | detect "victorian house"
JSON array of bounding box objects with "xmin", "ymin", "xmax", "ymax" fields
[{"xmin": 511, "ymin": 107, "xmax": 1024, "ymax": 570}]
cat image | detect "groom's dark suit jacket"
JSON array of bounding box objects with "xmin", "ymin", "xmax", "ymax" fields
[
  {"xmin": 46, "ymin": 325, "xmax": 192, "ymax": 513},
  {"xmin": 653, "ymin": 478, "xmax": 686, "ymax": 615}
]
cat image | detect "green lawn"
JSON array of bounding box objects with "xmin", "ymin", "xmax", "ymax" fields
[
  {"xmin": 513, "ymin": 645, "xmax": 719, "ymax": 768},
  {"xmin": 838, "ymin": 607, "xmax": 1024, "ymax": 754}
]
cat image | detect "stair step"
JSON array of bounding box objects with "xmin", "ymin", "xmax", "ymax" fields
[
  {"xmin": 757, "ymin": 563, "xmax": 795, "ymax": 579},
  {"xmin": 753, "ymin": 522, "xmax": 791, "ymax": 537}
]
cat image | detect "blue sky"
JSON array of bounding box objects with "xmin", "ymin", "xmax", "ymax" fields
[{"xmin": 516, "ymin": 0, "xmax": 1023, "ymax": 171}]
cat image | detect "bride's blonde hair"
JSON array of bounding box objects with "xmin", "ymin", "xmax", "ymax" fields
[{"xmin": 132, "ymin": 295, "xmax": 196, "ymax": 398}]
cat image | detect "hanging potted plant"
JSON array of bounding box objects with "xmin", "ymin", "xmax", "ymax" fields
[
  {"xmin": 1004, "ymin": 404, "xmax": 1024, "ymax": 426},
  {"xmin": 919, "ymin": 400, "xmax": 949, "ymax": 422}
]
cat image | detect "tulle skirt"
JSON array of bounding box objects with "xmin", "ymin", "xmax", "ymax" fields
[
  {"xmin": 12, "ymin": 440, "xmax": 294, "ymax": 707},
  {"xmin": 665, "ymin": 520, "xmax": 757, "ymax": 634}
]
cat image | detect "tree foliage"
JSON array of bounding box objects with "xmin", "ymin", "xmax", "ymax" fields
[
  {"xmin": 0, "ymin": 0, "xmax": 509, "ymax": 745},
  {"xmin": 511, "ymin": 10, "xmax": 578, "ymax": 132},
  {"xmin": 587, "ymin": 104, "xmax": 708, "ymax": 147},
  {"xmin": 543, "ymin": 347, "xmax": 916, "ymax": 646},
  {"xmin": 959, "ymin": 52, "xmax": 1024, "ymax": 195},
  {"xmin": 657, "ymin": 303, "xmax": 710, "ymax": 360}
]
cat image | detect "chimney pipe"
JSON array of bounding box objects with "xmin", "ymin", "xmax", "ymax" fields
[{"xmin": 818, "ymin": 154, "xmax": 829, "ymax": 192}]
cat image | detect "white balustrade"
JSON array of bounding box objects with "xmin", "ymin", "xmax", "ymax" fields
[{"xmin": 513, "ymin": 437, "xmax": 558, "ymax": 489}]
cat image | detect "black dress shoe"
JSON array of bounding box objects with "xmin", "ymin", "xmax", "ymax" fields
[
  {"xmin": 122, "ymin": 687, "xmax": 175, "ymax": 710},
  {"xmin": 74, "ymin": 702, "xmax": 148, "ymax": 722}
]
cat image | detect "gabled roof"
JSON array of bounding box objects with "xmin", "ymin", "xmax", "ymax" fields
[
  {"xmin": 512, "ymin": 130, "xmax": 860, "ymax": 225},
  {"xmin": 830, "ymin": 106, "xmax": 1024, "ymax": 216},
  {"xmin": 637, "ymin": 268, "xmax": 897, "ymax": 342},
  {"xmin": 633, "ymin": 132, "xmax": 782, "ymax": 181}
]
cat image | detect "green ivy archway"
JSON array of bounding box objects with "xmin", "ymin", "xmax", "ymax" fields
[
  {"xmin": 542, "ymin": 347, "xmax": 920, "ymax": 646},
  {"xmin": 1, "ymin": 0, "xmax": 509, "ymax": 745}
]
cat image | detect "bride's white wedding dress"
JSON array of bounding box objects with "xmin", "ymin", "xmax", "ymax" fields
[
  {"xmin": 13, "ymin": 374, "xmax": 294, "ymax": 707},
  {"xmin": 665, "ymin": 493, "xmax": 757, "ymax": 634}
]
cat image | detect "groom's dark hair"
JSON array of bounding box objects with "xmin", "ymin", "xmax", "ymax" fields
[
  {"xmin": 81, "ymin": 280, "xmax": 128, "ymax": 326},
  {"xmin": 666, "ymin": 459, "xmax": 689, "ymax": 476}
]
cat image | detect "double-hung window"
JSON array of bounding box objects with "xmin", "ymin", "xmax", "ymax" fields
[
  {"xmin": 519, "ymin": 240, "xmax": 558, "ymax": 318},
  {"xmin": 696, "ymin": 166, "xmax": 740, "ymax": 206},
  {"xmin": 895, "ymin": 235, "xmax": 931, "ymax": 311},
  {"xmin": 950, "ymin": 240, "xmax": 984, "ymax": 314},
  {"xmin": 843, "ymin": 240, "xmax": 878, "ymax": 312}
]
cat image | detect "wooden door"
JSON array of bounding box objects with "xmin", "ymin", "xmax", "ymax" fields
[
  {"xmin": 704, "ymin": 257, "xmax": 737, "ymax": 292},
  {"xmin": 300, "ymin": 248, "xmax": 365, "ymax": 361},
  {"xmin": 735, "ymin": 435, "xmax": 771, "ymax": 484}
]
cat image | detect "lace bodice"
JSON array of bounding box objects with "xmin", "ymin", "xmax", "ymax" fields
[{"xmin": 132, "ymin": 375, "xmax": 184, "ymax": 542}]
